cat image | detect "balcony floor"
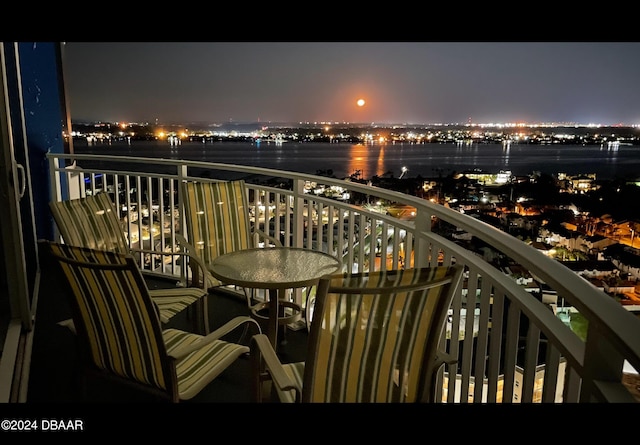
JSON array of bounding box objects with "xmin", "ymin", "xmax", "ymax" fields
[{"xmin": 27, "ymin": 262, "xmax": 309, "ymax": 404}]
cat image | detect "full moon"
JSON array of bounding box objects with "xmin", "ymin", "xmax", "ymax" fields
[{"xmin": 357, "ymin": 99, "xmax": 365, "ymax": 107}]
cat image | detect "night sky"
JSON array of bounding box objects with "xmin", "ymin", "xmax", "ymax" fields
[{"xmin": 61, "ymin": 42, "xmax": 640, "ymax": 126}]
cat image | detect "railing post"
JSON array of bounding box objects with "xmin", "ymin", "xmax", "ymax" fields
[
  {"xmin": 414, "ymin": 206, "xmax": 432, "ymax": 268},
  {"xmin": 48, "ymin": 156, "xmax": 63, "ymax": 242},
  {"xmin": 581, "ymin": 325, "xmax": 627, "ymax": 402},
  {"xmin": 177, "ymin": 164, "xmax": 187, "ymax": 222},
  {"xmin": 49, "ymin": 156, "xmax": 61, "ymax": 203},
  {"xmin": 292, "ymin": 178, "xmax": 305, "ymax": 248},
  {"xmin": 177, "ymin": 164, "xmax": 189, "ymax": 286}
]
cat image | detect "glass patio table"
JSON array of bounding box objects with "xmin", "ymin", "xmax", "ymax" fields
[{"xmin": 209, "ymin": 247, "xmax": 342, "ymax": 348}]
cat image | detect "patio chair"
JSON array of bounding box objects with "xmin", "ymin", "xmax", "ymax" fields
[
  {"xmin": 179, "ymin": 180, "xmax": 303, "ymax": 331},
  {"xmin": 45, "ymin": 241, "xmax": 261, "ymax": 402},
  {"xmin": 250, "ymin": 265, "xmax": 465, "ymax": 403},
  {"xmin": 49, "ymin": 192, "xmax": 211, "ymax": 334}
]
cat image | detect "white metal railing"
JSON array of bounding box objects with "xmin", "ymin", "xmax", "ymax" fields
[{"xmin": 47, "ymin": 152, "xmax": 640, "ymax": 403}]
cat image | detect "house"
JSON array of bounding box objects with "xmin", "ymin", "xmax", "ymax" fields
[
  {"xmin": 583, "ymin": 234, "xmax": 617, "ymax": 254},
  {"xmin": 603, "ymin": 279, "xmax": 637, "ymax": 296},
  {"xmin": 603, "ymin": 244, "xmax": 640, "ymax": 280},
  {"xmin": 530, "ymin": 241, "xmax": 555, "ymax": 256},
  {"xmin": 559, "ymin": 260, "xmax": 618, "ymax": 278}
]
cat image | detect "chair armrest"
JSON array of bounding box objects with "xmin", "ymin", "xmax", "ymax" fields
[
  {"xmin": 434, "ymin": 350, "xmax": 458, "ymax": 370},
  {"xmin": 129, "ymin": 238, "xmax": 214, "ymax": 289},
  {"xmin": 174, "ymin": 234, "xmax": 219, "ymax": 288},
  {"xmin": 167, "ymin": 316, "xmax": 261, "ymax": 359},
  {"xmin": 250, "ymin": 333, "xmax": 301, "ymax": 401},
  {"xmin": 174, "ymin": 234, "xmax": 197, "ymax": 256},
  {"xmin": 149, "ymin": 287, "xmax": 207, "ymax": 299},
  {"xmin": 57, "ymin": 318, "xmax": 77, "ymax": 335},
  {"xmin": 253, "ymin": 229, "xmax": 283, "ymax": 247}
]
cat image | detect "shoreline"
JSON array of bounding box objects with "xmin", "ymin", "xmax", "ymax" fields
[{"xmin": 72, "ymin": 139, "xmax": 640, "ymax": 182}]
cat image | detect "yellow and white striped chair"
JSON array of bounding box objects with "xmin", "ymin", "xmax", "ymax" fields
[
  {"xmin": 251, "ymin": 265, "xmax": 464, "ymax": 403},
  {"xmin": 46, "ymin": 241, "xmax": 261, "ymax": 402},
  {"xmin": 179, "ymin": 180, "xmax": 302, "ymax": 329},
  {"xmin": 50, "ymin": 193, "xmax": 211, "ymax": 334}
]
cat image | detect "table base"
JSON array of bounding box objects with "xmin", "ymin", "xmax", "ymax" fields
[
  {"xmin": 250, "ymin": 298, "xmax": 303, "ymax": 349},
  {"xmin": 250, "ymin": 300, "xmax": 302, "ymax": 326}
]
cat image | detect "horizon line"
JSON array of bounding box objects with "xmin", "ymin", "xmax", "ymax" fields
[{"xmin": 71, "ymin": 119, "xmax": 640, "ymax": 129}]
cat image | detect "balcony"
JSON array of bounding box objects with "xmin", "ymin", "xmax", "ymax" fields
[{"xmin": 43, "ymin": 151, "xmax": 640, "ymax": 403}]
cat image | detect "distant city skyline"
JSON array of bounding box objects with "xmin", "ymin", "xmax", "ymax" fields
[{"xmin": 62, "ymin": 42, "xmax": 640, "ymax": 127}]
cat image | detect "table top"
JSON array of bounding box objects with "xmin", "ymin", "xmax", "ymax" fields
[{"xmin": 210, "ymin": 247, "xmax": 342, "ymax": 289}]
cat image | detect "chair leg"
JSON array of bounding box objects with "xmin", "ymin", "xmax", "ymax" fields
[
  {"xmin": 236, "ymin": 322, "xmax": 252, "ymax": 347},
  {"xmin": 200, "ymin": 296, "xmax": 210, "ymax": 335},
  {"xmin": 187, "ymin": 297, "xmax": 210, "ymax": 335},
  {"xmin": 243, "ymin": 287, "xmax": 259, "ymax": 309},
  {"xmin": 304, "ymin": 286, "xmax": 315, "ymax": 331},
  {"xmin": 250, "ymin": 340, "xmax": 273, "ymax": 403}
]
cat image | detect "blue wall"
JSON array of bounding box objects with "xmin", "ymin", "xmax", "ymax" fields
[{"xmin": 16, "ymin": 42, "xmax": 67, "ymax": 241}]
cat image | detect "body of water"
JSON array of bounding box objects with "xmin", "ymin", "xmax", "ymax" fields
[{"xmin": 73, "ymin": 139, "xmax": 640, "ymax": 181}]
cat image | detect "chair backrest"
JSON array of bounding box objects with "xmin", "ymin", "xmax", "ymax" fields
[
  {"xmin": 304, "ymin": 265, "xmax": 464, "ymax": 403},
  {"xmin": 181, "ymin": 180, "xmax": 253, "ymax": 266},
  {"xmin": 49, "ymin": 193, "xmax": 130, "ymax": 254},
  {"xmin": 46, "ymin": 242, "xmax": 175, "ymax": 399}
]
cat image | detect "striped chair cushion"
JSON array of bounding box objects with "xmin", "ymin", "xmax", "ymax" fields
[
  {"xmin": 51, "ymin": 243, "xmax": 170, "ymax": 391},
  {"xmin": 163, "ymin": 329, "xmax": 249, "ymax": 400},
  {"xmin": 304, "ymin": 266, "xmax": 457, "ymax": 403},
  {"xmin": 50, "ymin": 193, "xmax": 130, "ymax": 254},
  {"xmin": 56, "ymin": 287, "xmax": 206, "ymax": 333},
  {"xmin": 182, "ymin": 180, "xmax": 252, "ymax": 273},
  {"xmin": 149, "ymin": 288, "xmax": 205, "ymax": 324},
  {"xmin": 280, "ymin": 362, "xmax": 305, "ymax": 403}
]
